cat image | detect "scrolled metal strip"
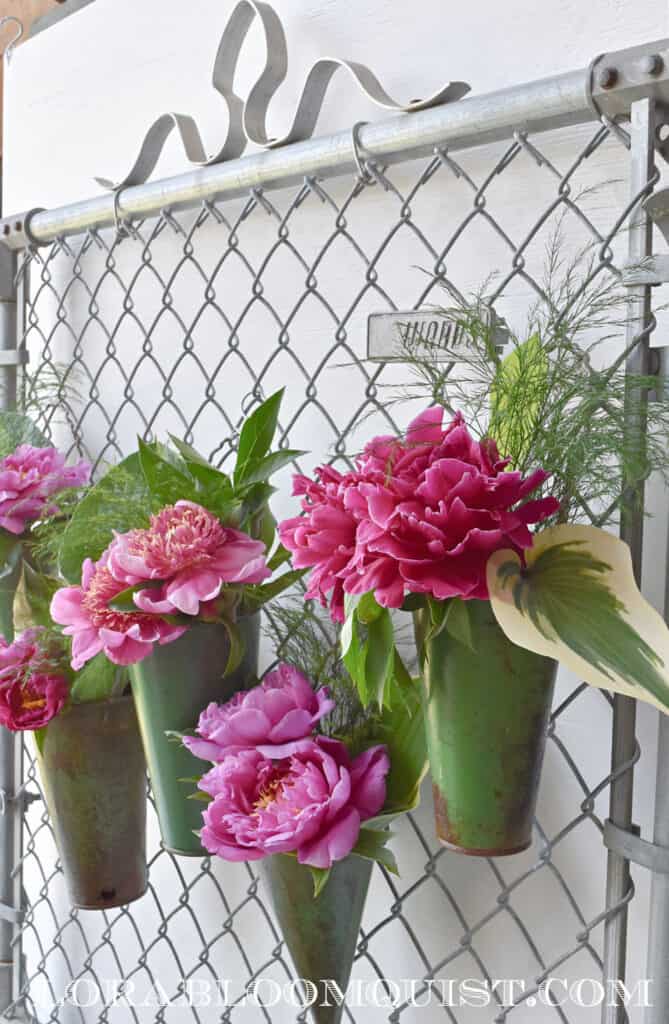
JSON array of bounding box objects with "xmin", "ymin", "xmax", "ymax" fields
[{"xmin": 97, "ymin": 0, "xmax": 471, "ymax": 191}]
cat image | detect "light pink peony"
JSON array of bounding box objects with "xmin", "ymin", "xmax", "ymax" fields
[
  {"xmin": 198, "ymin": 737, "xmax": 389, "ymax": 868},
  {"xmin": 0, "ymin": 630, "xmax": 69, "ymax": 731},
  {"xmin": 279, "ymin": 408, "xmax": 560, "ymax": 619},
  {"xmin": 0, "ymin": 444, "xmax": 90, "ymax": 535},
  {"xmin": 107, "ymin": 500, "xmax": 271, "ymax": 616},
  {"xmin": 51, "ymin": 551, "xmax": 186, "ymax": 669},
  {"xmin": 183, "ymin": 662, "xmax": 335, "ymax": 762}
]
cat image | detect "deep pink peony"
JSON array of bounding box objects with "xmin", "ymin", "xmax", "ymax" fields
[
  {"xmin": 51, "ymin": 551, "xmax": 186, "ymax": 669},
  {"xmin": 198, "ymin": 737, "xmax": 389, "ymax": 868},
  {"xmin": 0, "ymin": 630, "xmax": 69, "ymax": 731},
  {"xmin": 279, "ymin": 408, "xmax": 560, "ymax": 619},
  {"xmin": 183, "ymin": 662, "xmax": 335, "ymax": 762},
  {"xmin": 107, "ymin": 500, "xmax": 271, "ymax": 616},
  {"xmin": 0, "ymin": 445, "xmax": 90, "ymax": 535},
  {"xmin": 279, "ymin": 466, "xmax": 359, "ymax": 622}
]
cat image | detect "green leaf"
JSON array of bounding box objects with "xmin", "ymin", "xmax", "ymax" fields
[
  {"xmin": 267, "ymin": 544, "xmax": 292, "ymax": 573},
  {"xmin": 238, "ymin": 481, "xmax": 275, "ymax": 522},
  {"xmin": 444, "ymin": 598, "xmax": 474, "ymax": 651},
  {"xmin": 425, "ymin": 597, "xmax": 450, "ymax": 645},
  {"xmin": 309, "ymin": 866, "xmax": 331, "ymax": 898},
  {"xmin": 401, "ymin": 593, "xmax": 425, "ymax": 612},
  {"xmin": 221, "ymin": 617, "xmax": 244, "ymax": 677},
  {"xmin": 240, "ymin": 449, "xmax": 305, "ymax": 486},
  {"xmin": 241, "ymin": 569, "xmax": 305, "ymax": 612},
  {"xmin": 167, "ymin": 436, "xmax": 216, "ymax": 471},
  {"xmin": 234, "ymin": 390, "xmax": 284, "ymax": 485},
  {"xmin": 0, "ymin": 412, "xmax": 49, "ymax": 458},
  {"xmin": 20, "ymin": 563, "xmax": 60, "ymax": 630},
  {"xmin": 366, "ymin": 608, "xmax": 395, "ymax": 708},
  {"xmin": 490, "ymin": 333, "xmax": 548, "ymax": 464},
  {"xmin": 351, "ymin": 827, "xmax": 399, "ymax": 875},
  {"xmin": 357, "ymin": 592, "xmax": 384, "ymax": 624},
  {"xmin": 487, "ymin": 524, "xmax": 669, "ymax": 714},
  {"xmin": 70, "ymin": 653, "xmax": 122, "ymax": 704},
  {"xmin": 376, "ymin": 682, "xmax": 427, "ymax": 814},
  {"xmin": 59, "ymin": 452, "xmax": 150, "ymax": 582},
  {"xmin": 33, "ymin": 726, "xmax": 47, "ymax": 756},
  {"xmin": 108, "ymin": 579, "xmax": 165, "ymax": 612},
  {"xmin": 137, "ymin": 438, "xmax": 199, "ymax": 509},
  {"xmin": 342, "ymin": 614, "xmax": 369, "ymax": 704}
]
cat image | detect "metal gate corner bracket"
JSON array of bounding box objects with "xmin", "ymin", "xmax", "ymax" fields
[
  {"xmin": 604, "ymin": 819, "xmax": 669, "ymax": 874},
  {"xmin": 590, "ymin": 39, "xmax": 669, "ymax": 149}
]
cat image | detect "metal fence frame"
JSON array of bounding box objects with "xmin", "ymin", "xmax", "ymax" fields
[{"xmin": 0, "ymin": 30, "xmax": 668, "ymax": 1024}]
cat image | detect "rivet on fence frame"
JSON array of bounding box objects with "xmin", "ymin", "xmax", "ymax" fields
[
  {"xmin": 597, "ymin": 66, "xmax": 618, "ymax": 89},
  {"xmin": 640, "ymin": 53, "xmax": 664, "ymax": 77}
]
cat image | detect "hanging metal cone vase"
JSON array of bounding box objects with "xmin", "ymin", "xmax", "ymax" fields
[
  {"xmin": 260, "ymin": 853, "xmax": 372, "ymax": 1024},
  {"xmin": 37, "ymin": 696, "xmax": 148, "ymax": 910},
  {"xmin": 129, "ymin": 616, "xmax": 260, "ymax": 856},
  {"xmin": 421, "ymin": 599, "xmax": 557, "ymax": 856}
]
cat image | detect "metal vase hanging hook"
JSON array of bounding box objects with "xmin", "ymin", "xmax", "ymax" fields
[{"xmin": 0, "ymin": 17, "xmax": 24, "ymax": 65}]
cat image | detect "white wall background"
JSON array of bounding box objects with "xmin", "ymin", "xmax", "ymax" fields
[{"xmin": 4, "ymin": 1, "xmax": 669, "ymax": 1022}]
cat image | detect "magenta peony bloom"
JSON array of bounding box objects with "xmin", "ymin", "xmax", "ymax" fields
[
  {"xmin": 279, "ymin": 408, "xmax": 560, "ymax": 619},
  {"xmin": 107, "ymin": 500, "xmax": 271, "ymax": 616},
  {"xmin": 279, "ymin": 466, "xmax": 359, "ymax": 622},
  {"xmin": 0, "ymin": 444, "xmax": 90, "ymax": 535},
  {"xmin": 0, "ymin": 630, "xmax": 69, "ymax": 731},
  {"xmin": 183, "ymin": 662, "xmax": 335, "ymax": 762},
  {"xmin": 198, "ymin": 737, "xmax": 389, "ymax": 868},
  {"xmin": 51, "ymin": 552, "xmax": 186, "ymax": 669}
]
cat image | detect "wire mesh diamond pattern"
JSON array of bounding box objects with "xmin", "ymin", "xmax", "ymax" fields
[{"xmin": 3, "ymin": 115, "xmax": 651, "ymax": 1023}]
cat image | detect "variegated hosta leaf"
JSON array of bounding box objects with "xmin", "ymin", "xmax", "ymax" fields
[{"xmin": 487, "ymin": 524, "xmax": 669, "ymax": 714}]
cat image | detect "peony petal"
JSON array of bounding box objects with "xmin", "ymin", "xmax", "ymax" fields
[{"xmin": 297, "ymin": 807, "xmax": 361, "ymax": 868}]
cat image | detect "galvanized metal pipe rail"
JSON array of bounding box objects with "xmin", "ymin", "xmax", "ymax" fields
[{"xmin": 1, "ymin": 37, "xmax": 669, "ymax": 247}]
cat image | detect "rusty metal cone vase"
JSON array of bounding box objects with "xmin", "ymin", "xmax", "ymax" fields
[
  {"xmin": 37, "ymin": 696, "xmax": 148, "ymax": 910},
  {"xmin": 260, "ymin": 853, "xmax": 372, "ymax": 1024},
  {"xmin": 421, "ymin": 600, "xmax": 557, "ymax": 856},
  {"xmin": 129, "ymin": 616, "xmax": 260, "ymax": 857}
]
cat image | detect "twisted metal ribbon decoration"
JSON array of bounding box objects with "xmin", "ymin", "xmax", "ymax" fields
[{"xmin": 96, "ymin": 0, "xmax": 470, "ymax": 191}]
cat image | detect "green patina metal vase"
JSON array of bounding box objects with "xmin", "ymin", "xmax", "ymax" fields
[
  {"xmin": 129, "ymin": 616, "xmax": 260, "ymax": 857},
  {"xmin": 260, "ymin": 853, "xmax": 372, "ymax": 1024},
  {"xmin": 37, "ymin": 696, "xmax": 147, "ymax": 909},
  {"xmin": 420, "ymin": 599, "xmax": 557, "ymax": 856}
]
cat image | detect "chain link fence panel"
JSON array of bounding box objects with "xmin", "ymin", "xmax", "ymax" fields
[{"xmin": 1, "ymin": 113, "xmax": 653, "ymax": 1024}]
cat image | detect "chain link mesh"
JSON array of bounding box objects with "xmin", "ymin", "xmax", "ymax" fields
[{"xmin": 2, "ymin": 115, "xmax": 652, "ymax": 1023}]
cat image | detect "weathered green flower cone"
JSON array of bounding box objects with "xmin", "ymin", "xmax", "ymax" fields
[
  {"xmin": 421, "ymin": 600, "xmax": 557, "ymax": 856},
  {"xmin": 37, "ymin": 696, "xmax": 148, "ymax": 909},
  {"xmin": 260, "ymin": 853, "xmax": 372, "ymax": 1024},
  {"xmin": 129, "ymin": 616, "xmax": 260, "ymax": 856}
]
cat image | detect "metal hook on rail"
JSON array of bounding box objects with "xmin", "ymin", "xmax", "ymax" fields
[{"xmin": 0, "ymin": 16, "xmax": 23, "ymax": 64}]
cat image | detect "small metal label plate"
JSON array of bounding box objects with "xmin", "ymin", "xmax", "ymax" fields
[{"xmin": 367, "ymin": 309, "xmax": 508, "ymax": 362}]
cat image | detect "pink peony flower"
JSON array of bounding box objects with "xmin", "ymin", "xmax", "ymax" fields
[
  {"xmin": 183, "ymin": 662, "xmax": 335, "ymax": 762},
  {"xmin": 198, "ymin": 737, "xmax": 389, "ymax": 868},
  {"xmin": 279, "ymin": 408, "xmax": 560, "ymax": 619},
  {"xmin": 0, "ymin": 630, "xmax": 69, "ymax": 731},
  {"xmin": 107, "ymin": 500, "xmax": 271, "ymax": 616},
  {"xmin": 279, "ymin": 466, "xmax": 359, "ymax": 623},
  {"xmin": 0, "ymin": 444, "xmax": 90, "ymax": 535},
  {"xmin": 51, "ymin": 551, "xmax": 186, "ymax": 669}
]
